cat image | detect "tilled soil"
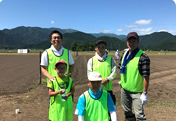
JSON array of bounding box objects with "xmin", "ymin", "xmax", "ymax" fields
[{"xmin": 0, "ymin": 53, "xmax": 176, "ymax": 121}]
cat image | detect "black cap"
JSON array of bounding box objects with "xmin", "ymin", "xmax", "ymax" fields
[
  {"xmin": 126, "ymin": 32, "xmax": 139, "ymax": 40},
  {"xmin": 95, "ymin": 40, "xmax": 106, "ymax": 46}
]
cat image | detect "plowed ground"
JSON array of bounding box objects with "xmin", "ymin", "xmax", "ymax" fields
[{"xmin": 0, "ymin": 53, "xmax": 176, "ymax": 121}]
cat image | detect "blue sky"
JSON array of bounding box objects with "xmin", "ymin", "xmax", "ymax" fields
[{"xmin": 0, "ymin": 0, "xmax": 176, "ymax": 35}]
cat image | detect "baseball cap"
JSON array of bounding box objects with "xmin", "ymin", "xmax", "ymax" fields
[
  {"xmin": 126, "ymin": 32, "xmax": 139, "ymax": 40},
  {"xmin": 55, "ymin": 60, "xmax": 67, "ymax": 68},
  {"xmin": 95, "ymin": 40, "xmax": 106, "ymax": 46},
  {"xmin": 88, "ymin": 72, "xmax": 102, "ymax": 81}
]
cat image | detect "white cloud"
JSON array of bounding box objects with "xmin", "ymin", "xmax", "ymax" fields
[
  {"xmin": 158, "ymin": 30, "xmax": 176, "ymax": 35},
  {"xmin": 173, "ymin": 0, "xmax": 176, "ymax": 5},
  {"xmin": 102, "ymin": 29, "xmax": 111, "ymax": 33},
  {"xmin": 158, "ymin": 30, "xmax": 167, "ymax": 32},
  {"xmin": 124, "ymin": 19, "xmax": 152, "ymax": 29},
  {"xmin": 133, "ymin": 27, "xmax": 153, "ymax": 35},
  {"xmin": 116, "ymin": 29, "xmax": 122, "ymax": 32},
  {"xmin": 134, "ymin": 19, "xmax": 152, "ymax": 26},
  {"xmin": 125, "ymin": 24, "xmax": 138, "ymax": 28},
  {"xmin": 0, "ymin": 0, "xmax": 2, "ymax": 2},
  {"xmin": 51, "ymin": 21, "xmax": 54, "ymax": 24}
]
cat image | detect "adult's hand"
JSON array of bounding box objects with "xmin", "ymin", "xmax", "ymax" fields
[
  {"xmin": 49, "ymin": 76, "xmax": 55, "ymax": 83},
  {"xmin": 101, "ymin": 78, "xmax": 109, "ymax": 85}
]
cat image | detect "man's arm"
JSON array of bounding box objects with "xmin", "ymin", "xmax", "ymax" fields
[
  {"xmin": 143, "ymin": 76, "xmax": 149, "ymax": 93},
  {"xmin": 68, "ymin": 50, "xmax": 75, "ymax": 76},
  {"xmin": 87, "ymin": 58, "xmax": 93, "ymax": 76},
  {"xmin": 139, "ymin": 53, "xmax": 150, "ymax": 92},
  {"xmin": 69, "ymin": 64, "xmax": 74, "ymax": 75}
]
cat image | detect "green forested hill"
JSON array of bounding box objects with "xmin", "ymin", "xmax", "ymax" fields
[
  {"xmin": 139, "ymin": 32, "xmax": 176, "ymax": 48},
  {"xmin": 0, "ymin": 26, "xmax": 176, "ymax": 50}
]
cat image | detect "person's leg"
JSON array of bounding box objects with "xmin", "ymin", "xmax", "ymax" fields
[
  {"xmin": 121, "ymin": 87, "xmax": 136, "ymax": 120},
  {"xmin": 132, "ymin": 93, "xmax": 146, "ymax": 121}
]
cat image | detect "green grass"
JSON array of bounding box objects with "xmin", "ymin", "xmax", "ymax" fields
[
  {"xmin": 0, "ymin": 49, "xmax": 176, "ymax": 58},
  {"xmin": 145, "ymin": 100, "xmax": 176, "ymax": 108}
]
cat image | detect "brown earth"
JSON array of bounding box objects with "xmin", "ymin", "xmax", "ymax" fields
[{"xmin": 0, "ymin": 53, "xmax": 176, "ymax": 121}]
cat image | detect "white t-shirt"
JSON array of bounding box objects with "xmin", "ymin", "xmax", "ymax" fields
[{"xmin": 40, "ymin": 45, "xmax": 74, "ymax": 66}]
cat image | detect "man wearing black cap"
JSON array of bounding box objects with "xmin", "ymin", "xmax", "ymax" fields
[
  {"xmin": 87, "ymin": 40, "xmax": 117, "ymax": 105},
  {"xmin": 118, "ymin": 32, "xmax": 150, "ymax": 121}
]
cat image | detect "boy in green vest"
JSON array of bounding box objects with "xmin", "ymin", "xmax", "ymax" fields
[
  {"xmin": 48, "ymin": 60, "xmax": 75, "ymax": 121},
  {"xmin": 75, "ymin": 72, "xmax": 117, "ymax": 121}
]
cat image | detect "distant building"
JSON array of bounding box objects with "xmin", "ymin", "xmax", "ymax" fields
[{"xmin": 17, "ymin": 49, "xmax": 29, "ymax": 53}]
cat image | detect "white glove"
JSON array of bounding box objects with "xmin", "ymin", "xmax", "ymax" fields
[{"xmin": 140, "ymin": 93, "xmax": 147, "ymax": 105}]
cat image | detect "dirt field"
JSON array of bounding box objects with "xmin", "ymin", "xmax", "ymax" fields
[{"xmin": 0, "ymin": 53, "xmax": 176, "ymax": 121}]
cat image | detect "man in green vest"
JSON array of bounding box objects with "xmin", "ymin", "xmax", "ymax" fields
[
  {"xmin": 118, "ymin": 32, "xmax": 150, "ymax": 121},
  {"xmin": 75, "ymin": 72, "xmax": 117, "ymax": 121},
  {"xmin": 40, "ymin": 30, "xmax": 74, "ymax": 84},
  {"xmin": 87, "ymin": 40, "xmax": 117, "ymax": 104}
]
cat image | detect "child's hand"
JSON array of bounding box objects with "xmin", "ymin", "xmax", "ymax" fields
[
  {"xmin": 64, "ymin": 94, "xmax": 69, "ymax": 101},
  {"xmin": 64, "ymin": 73, "xmax": 72, "ymax": 77},
  {"xmin": 60, "ymin": 89, "xmax": 65, "ymax": 94}
]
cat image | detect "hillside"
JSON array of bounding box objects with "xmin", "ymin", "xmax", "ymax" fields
[{"xmin": 0, "ymin": 26, "xmax": 176, "ymax": 50}]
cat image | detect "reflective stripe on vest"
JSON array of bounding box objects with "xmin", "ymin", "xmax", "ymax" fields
[
  {"xmin": 120, "ymin": 49, "xmax": 144, "ymax": 92},
  {"xmin": 46, "ymin": 48, "xmax": 69, "ymax": 83},
  {"xmin": 49, "ymin": 77, "xmax": 73, "ymax": 121},
  {"xmin": 92, "ymin": 56, "xmax": 112, "ymax": 91},
  {"xmin": 84, "ymin": 90, "xmax": 109, "ymax": 121}
]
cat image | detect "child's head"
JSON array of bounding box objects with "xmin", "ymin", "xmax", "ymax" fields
[
  {"xmin": 87, "ymin": 72, "xmax": 102, "ymax": 92},
  {"xmin": 55, "ymin": 60, "xmax": 67, "ymax": 77}
]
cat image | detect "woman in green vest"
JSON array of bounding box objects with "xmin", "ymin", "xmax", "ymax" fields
[{"xmin": 48, "ymin": 60, "xmax": 75, "ymax": 121}]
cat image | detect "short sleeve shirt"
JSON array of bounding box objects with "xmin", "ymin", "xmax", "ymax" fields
[
  {"xmin": 48, "ymin": 76, "xmax": 75, "ymax": 89},
  {"xmin": 40, "ymin": 45, "xmax": 74, "ymax": 66},
  {"xmin": 75, "ymin": 88, "xmax": 117, "ymax": 116}
]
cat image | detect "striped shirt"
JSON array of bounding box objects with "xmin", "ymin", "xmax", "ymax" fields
[{"xmin": 118, "ymin": 52, "xmax": 150, "ymax": 77}]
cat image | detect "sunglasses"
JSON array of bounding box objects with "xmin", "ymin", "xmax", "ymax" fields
[{"xmin": 53, "ymin": 36, "xmax": 61, "ymax": 39}]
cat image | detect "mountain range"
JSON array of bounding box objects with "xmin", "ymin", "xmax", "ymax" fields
[{"xmin": 0, "ymin": 26, "xmax": 176, "ymax": 51}]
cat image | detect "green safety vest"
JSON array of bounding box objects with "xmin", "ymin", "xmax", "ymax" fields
[
  {"xmin": 120, "ymin": 49, "xmax": 144, "ymax": 92},
  {"xmin": 46, "ymin": 48, "xmax": 69, "ymax": 84},
  {"xmin": 84, "ymin": 90, "xmax": 109, "ymax": 121},
  {"xmin": 92, "ymin": 56, "xmax": 112, "ymax": 91},
  {"xmin": 49, "ymin": 77, "xmax": 73, "ymax": 121}
]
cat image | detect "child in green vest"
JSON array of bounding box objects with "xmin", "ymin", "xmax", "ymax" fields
[
  {"xmin": 48, "ymin": 60, "xmax": 75, "ymax": 121},
  {"xmin": 75, "ymin": 72, "xmax": 117, "ymax": 121}
]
